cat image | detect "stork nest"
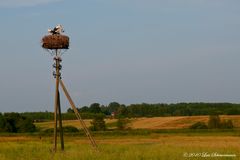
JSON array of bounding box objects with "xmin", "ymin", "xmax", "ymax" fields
[{"xmin": 42, "ymin": 35, "xmax": 69, "ymax": 49}]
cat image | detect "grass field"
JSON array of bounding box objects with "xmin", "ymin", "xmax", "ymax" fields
[
  {"xmin": 1, "ymin": 115, "xmax": 240, "ymax": 160},
  {"xmin": 0, "ymin": 134, "xmax": 239, "ymax": 160}
]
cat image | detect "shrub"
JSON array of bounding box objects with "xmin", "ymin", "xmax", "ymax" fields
[
  {"xmin": 16, "ymin": 118, "xmax": 36, "ymax": 133},
  {"xmin": 189, "ymin": 122, "xmax": 208, "ymax": 129},
  {"xmin": 43, "ymin": 126, "xmax": 79, "ymax": 133},
  {"xmin": 208, "ymin": 115, "xmax": 221, "ymax": 129},
  {"xmin": 1, "ymin": 113, "xmax": 36, "ymax": 133},
  {"xmin": 208, "ymin": 115, "xmax": 234, "ymax": 129},
  {"xmin": 0, "ymin": 113, "xmax": 6, "ymax": 132},
  {"xmin": 63, "ymin": 126, "xmax": 79, "ymax": 132},
  {"xmin": 117, "ymin": 118, "xmax": 130, "ymax": 130},
  {"xmin": 90, "ymin": 115, "xmax": 106, "ymax": 131},
  {"xmin": 43, "ymin": 128, "xmax": 54, "ymax": 133},
  {"xmin": 190, "ymin": 115, "xmax": 235, "ymax": 130},
  {"xmin": 220, "ymin": 120, "xmax": 234, "ymax": 129}
]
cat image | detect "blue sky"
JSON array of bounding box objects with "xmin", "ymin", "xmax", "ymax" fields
[{"xmin": 0, "ymin": 0, "xmax": 240, "ymax": 112}]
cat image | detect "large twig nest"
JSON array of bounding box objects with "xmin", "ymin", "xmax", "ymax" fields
[{"xmin": 42, "ymin": 35, "xmax": 69, "ymax": 49}]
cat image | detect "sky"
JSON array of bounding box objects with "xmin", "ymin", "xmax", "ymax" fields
[{"xmin": 0, "ymin": 0, "xmax": 240, "ymax": 112}]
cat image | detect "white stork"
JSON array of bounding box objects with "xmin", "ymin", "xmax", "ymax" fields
[{"xmin": 48, "ymin": 24, "xmax": 64, "ymax": 35}]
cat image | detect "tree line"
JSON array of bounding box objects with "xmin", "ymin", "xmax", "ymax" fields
[
  {"xmin": 1, "ymin": 102, "xmax": 239, "ymax": 133},
  {"xmin": 0, "ymin": 113, "xmax": 36, "ymax": 133},
  {"xmin": 11, "ymin": 102, "xmax": 240, "ymax": 121}
]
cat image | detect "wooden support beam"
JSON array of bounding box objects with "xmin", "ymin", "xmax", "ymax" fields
[
  {"xmin": 53, "ymin": 51, "xmax": 60, "ymax": 152},
  {"xmin": 57, "ymin": 90, "xmax": 64, "ymax": 151},
  {"xmin": 59, "ymin": 79, "xmax": 98, "ymax": 150}
]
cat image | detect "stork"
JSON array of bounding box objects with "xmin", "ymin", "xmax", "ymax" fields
[{"xmin": 48, "ymin": 24, "xmax": 64, "ymax": 35}]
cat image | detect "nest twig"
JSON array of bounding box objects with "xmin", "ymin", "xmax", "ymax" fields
[{"xmin": 42, "ymin": 35, "xmax": 69, "ymax": 49}]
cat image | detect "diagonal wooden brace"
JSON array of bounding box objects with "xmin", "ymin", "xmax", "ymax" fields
[{"xmin": 59, "ymin": 79, "xmax": 98, "ymax": 150}]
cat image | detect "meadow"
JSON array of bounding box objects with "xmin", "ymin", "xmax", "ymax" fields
[
  {"xmin": 0, "ymin": 115, "xmax": 240, "ymax": 160},
  {"xmin": 0, "ymin": 134, "xmax": 239, "ymax": 160}
]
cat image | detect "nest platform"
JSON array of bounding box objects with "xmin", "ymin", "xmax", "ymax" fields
[{"xmin": 42, "ymin": 35, "xmax": 69, "ymax": 49}]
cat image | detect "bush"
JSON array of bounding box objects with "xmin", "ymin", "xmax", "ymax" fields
[
  {"xmin": 190, "ymin": 122, "xmax": 208, "ymax": 129},
  {"xmin": 117, "ymin": 118, "xmax": 130, "ymax": 130},
  {"xmin": 190, "ymin": 115, "xmax": 235, "ymax": 130},
  {"xmin": 43, "ymin": 128, "xmax": 54, "ymax": 133},
  {"xmin": 220, "ymin": 120, "xmax": 234, "ymax": 129},
  {"xmin": 0, "ymin": 113, "xmax": 6, "ymax": 132},
  {"xmin": 208, "ymin": 115, "xmax": 234, "ymax": 129},
  {"xmin": 208, "ymin": 115, "xmax": 221, "ymax": 129},
  {"xmin": 16, "ymin": 118, "xmax": 36, "ymax": 133},
  {"xmin": 90, "ymin": 115, "xmax": 106, "ymax": 131},
  {"xmin": 43, "ymin": 126, "xmax": 79, "ymax": 133},
  {"xmin": 63, "ymin": 126, "xmax": 79, "ymax": 132},
  {"xmin": 0, "ymin": 113, "xmax": 36, "ymax": 133}
]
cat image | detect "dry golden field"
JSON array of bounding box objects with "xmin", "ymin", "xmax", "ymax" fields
[
  {"xmin": 130, "ymin": 115, "xmax": 240, "ymax": 129},
  {"xmin": 35, "ymin": 115, "xmax": 240, "ymax": 130},
  {"xmin": 35, "ymin": 119, "xmax": 116, "ymax": 130}
]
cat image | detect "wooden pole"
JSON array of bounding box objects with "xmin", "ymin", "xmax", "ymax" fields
[
  {"xmin": 57, "ymin": 90, "xmax": 64, "ymax": 151},
  {"xmin": 53, "ymin": 50, "xmax": 60, "ymax": 152}
]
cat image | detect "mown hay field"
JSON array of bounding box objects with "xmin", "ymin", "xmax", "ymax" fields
[
  {"xmin": 0, "ymin": 134, "xmax": 239, "ymax": 160},
  {"xmin": 35, "ymin": 119, "xmax": 116, "ymax": 130},
  {"xmin": 35, "ymin": 115, "xmax": 240, "ymax": 130},
  {"xmin": 130, "ymin": 115, "xmax": 240, "ymax": 129}
]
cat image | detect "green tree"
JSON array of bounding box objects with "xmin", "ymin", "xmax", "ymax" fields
[
  {"xmin": 117, "ymin": 105, "xmax": 128, "ymax": 117},
  {"xmin": 67, "ymin": 108, "xmax": 74, "ymax": 113},
  {"xmin": 4, "ymin": 113, "xmax": 20, "ymax": 132},
  {"xmin": 16, "ymin": 117, "xmax": 36, "ymax": 132},
  {"xmin": 3, "ymin": 113, "xmax": 36, "ymax": 133},
  {"xmin": 108, "ymin": 102, "xmax": 121, "ymax": 113},
  {"xmin": 117, "ymin": 118, "xmax": 130, "ymax": 130},
  {"xmin": 0, "ymin": 113, "xmax": 6, "ymax": 131},
  {"xmin": 89, "ymin": 103, "xmax": 102, "ymax": 113},
  {"xmin": 208, "ymin": 115, "xmax": 221, "ymax": 129},
  {"xmin": 100, "ymin": 105, "xmax": 109, "ymax": 115},
  {"xmin": 80, "ymin": 106, "xmax": 89, "ymax": 112},
  {"xmin": 90, "ymin": 115, "xmax": 106, "ymax": 131}
]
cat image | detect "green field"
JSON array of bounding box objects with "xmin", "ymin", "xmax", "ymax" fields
[
  {"xmin": 0, "ymin": 133, "xmax": 239, "ymax": 160},
  {"xmin": 1, "ymin": 116, "xmax": 240, "ymax": 160}
]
